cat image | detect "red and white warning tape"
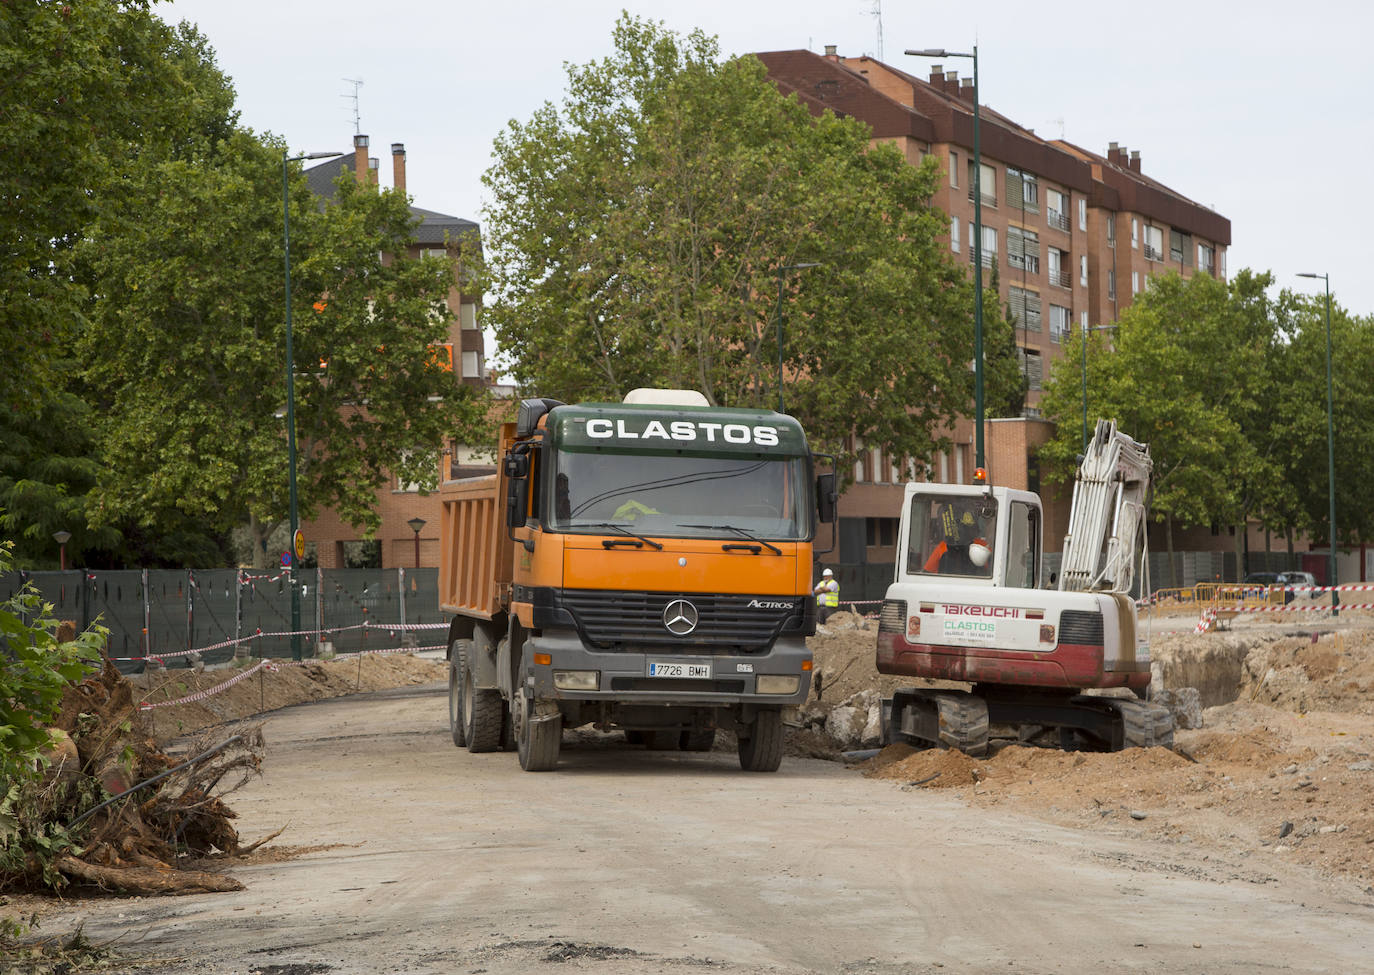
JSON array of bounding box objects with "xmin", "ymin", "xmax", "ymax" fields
[{"xmin": 138, "ymin": 659, "xmax": 277, "ymax": 710}]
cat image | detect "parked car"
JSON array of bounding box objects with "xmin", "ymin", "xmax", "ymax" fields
[
  {"xmin": 1243, "ymin": 572, "xmax": 1281, "ymax": 586},
  {"xmin": 1278, "ymin": 571, "xmax": 1318, "ymax": 590}
]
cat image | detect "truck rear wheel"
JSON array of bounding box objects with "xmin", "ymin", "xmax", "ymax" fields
[
  {"xmin": 515, "ymin": 694, "xmax": 562, "ymax": 771},
  {"xmin": 461, "ymin": 646, "xmax": 504, "ymax": 753},
  {"xmin": 737, "ymin": 710, "xmax": 783, "ymax": 772},
  {"xmin": 447, "ymin": 651, "xmax": 466, "ymax": 748}
]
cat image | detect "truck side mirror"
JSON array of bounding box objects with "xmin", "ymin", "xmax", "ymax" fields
[{"xmin": 816, "ymin": 472, "xmax": 837, "ymax": 524}]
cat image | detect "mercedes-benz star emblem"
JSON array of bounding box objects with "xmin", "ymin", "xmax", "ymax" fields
[{"xmin": 663, "ymin": 599, "xmax": 699, "ymax": 636}]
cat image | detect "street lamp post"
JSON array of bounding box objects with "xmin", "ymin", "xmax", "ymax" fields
[
  {"xmin": 1080, "ymin": 322, "xmax": 1118, "ymax": 451},
  {"xmin": 407, "ymin": 518, "xmax": 426, "ymax": 569},
  {"xmin": 1298, "ymin": 272, "xmax": 1338, "ymax": 617},
  {"xmin": 52, "ymin": 530, "xmax": 71, "ymax": 571},
  {"xmin": 283, "ymin": 150, "xmax": 343, "ymax": 660},
  {"xmin": 772, "ymin": 262, "xmax": 821, "ymax": 413},
  {"xmin": 907, "ymin": 46, "xmax": 983, "ymax": 469}
]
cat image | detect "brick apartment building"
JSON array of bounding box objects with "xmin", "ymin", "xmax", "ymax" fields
[
  {"xmin": 755, "ymin": 47, "xmax": 1232, "ymax": 572},
  {"xmin": 298, "ymin": 135, "xmax": 492, "ymax": 569}
]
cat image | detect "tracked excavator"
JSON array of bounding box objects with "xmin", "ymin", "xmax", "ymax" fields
[{"xmin": 876, "ymin": 420, "xmax": 1173, "ymax": 755}]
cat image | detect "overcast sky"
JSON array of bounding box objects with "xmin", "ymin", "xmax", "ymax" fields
[{"xmin": 159, "ymin": 0, "xmax": 1373, "ymax": 322}]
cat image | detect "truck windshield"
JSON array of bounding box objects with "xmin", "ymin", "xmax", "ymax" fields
[
  {"xmin": 551, "ymin": 452, "xmax": 810, "ymax": 540},
  {"xmin": 906, "ymin": 493, "xmax": 998, "ymax": 579}
]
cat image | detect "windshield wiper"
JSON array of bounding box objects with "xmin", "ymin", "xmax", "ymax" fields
[
  {"xmin": 681, "ymin": 524, "xmax": 782, "ymax": 556},
  {"xmin": 584, "ymin": 522, "xmax": 664, "ymax": 550}
]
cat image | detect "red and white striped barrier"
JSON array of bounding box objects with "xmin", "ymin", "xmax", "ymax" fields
[{"xmin": 138, "ymin": 659, "xmax": 277, "ymax": 710}]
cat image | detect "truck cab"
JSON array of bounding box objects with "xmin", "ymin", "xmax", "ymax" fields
[{"xmin": 441, "ymin": 389, "xmax": 836, "ymax": 771}]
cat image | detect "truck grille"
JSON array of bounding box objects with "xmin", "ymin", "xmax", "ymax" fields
[
  {"xmin": 1058, "ymin": 609, "xmax": 1104, "ymax": 646},
  {"xmin": 558, "ymin": 589, "xmax": 804, "ymax": 652}
]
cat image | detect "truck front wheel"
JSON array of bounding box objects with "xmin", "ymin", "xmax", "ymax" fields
[
  {"xmin": 515, "ymin": 693, "xmax": 562, "ymax": 771},
  {"xmin": 737, "ymin": 709, "xmax": 783, "ymax": 772}
]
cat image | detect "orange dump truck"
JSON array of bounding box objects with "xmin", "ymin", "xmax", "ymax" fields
[{"xmin": 438, "ymin": 388, "xmax": 836, "ymax": 771}]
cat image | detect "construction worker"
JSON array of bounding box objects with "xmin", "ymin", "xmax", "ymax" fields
[
  {"xmin": 921, "ymin": 499, "xmax": 992, "ymax": 576},
  {"xmin": 813, "ymin": 567, "xmax": 839, "ymax": 623}
]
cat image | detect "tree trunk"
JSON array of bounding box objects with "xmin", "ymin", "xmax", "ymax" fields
[
  {"xmin": 1235, "ymin": 523, "xmax": 1246, "ymax": 583},
  {"xmin": 249, "ymin": 512, "xmax": 273, "ymax": 571},
  {"xmin": 57, "ymin": 855, "xmax": 244, "ymax": 895},
  {"xmin": 1286, "ymin": 526, "xmax": 1296, "ymax": 573}
]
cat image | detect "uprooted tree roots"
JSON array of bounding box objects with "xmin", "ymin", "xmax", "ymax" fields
[{"xmin": 2, "ymin": 659, "xmax": 270, "ymax": 896}]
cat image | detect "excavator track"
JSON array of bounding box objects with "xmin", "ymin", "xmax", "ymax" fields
[
  {"xmin": 885, "ymin": 689, "xmax": 989, "ymax": 757},
  {"xmin": 1104, "ymin": 697, "xmax": 1175, "ymax": 749}
]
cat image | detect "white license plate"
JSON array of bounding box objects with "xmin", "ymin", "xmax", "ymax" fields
[{"xmin": 647, "ymin": 661, "xmax": 712, "ymax": 679}]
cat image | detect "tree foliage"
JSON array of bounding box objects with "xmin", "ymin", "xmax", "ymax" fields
[
  {"xmin": 79, "ymin": 140, "xmax": 489, "ymax": 562},
  {"xmin": 0, "ymin": 537, "xmax": 106, "ymax": 872},
  {"xmin": 481, "ymin": 14, "xmax": 1017, "ymax": 477}
]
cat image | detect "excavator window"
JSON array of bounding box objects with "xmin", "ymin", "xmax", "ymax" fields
[{"xmin": 906, "ymin": 494, "xmax": 996, "ymax": 579}]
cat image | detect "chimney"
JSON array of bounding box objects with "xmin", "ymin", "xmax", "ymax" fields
[
  {"xmin": 824, "ymin": 44, "xmax": 838, "ymax": 61},
  {"xmin": 391, "ymin": 143, "xmax": 406, "ymax": 193},
  {"xmin": 1129, "ymin": 149, "xmax": 1141, "ymax": 172},
  {"xmin": 368, "ymin": 157, "xmax": 379, "ymax": 185},
  {"xmin": 353, "ymin": 134, "xmax": 369, "ymax": 184},
  {"xmin": 1108, "ymin": 141, "xmax": 1119, "ymax": 164},
  {"xmin": 929, "ymin": 65, "xmax": 944, "ymax": 86},
  {"xmin": 959, "ymin": 77, "xmax": 974, "ymax": 104},
  {"xmin": 943, "ymin": 69, "xmax": 958, "ymax": 95}
]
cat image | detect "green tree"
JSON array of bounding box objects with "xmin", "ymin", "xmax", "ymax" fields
[
  {"xmin": 1038, "ymin": 271, "xmax": 1278, "ymax": 584},
  {"xmin": 0, "ymin": 3, "xmax": 237, "ymax": 561},
  {"xmin": 1270, "ymin": 291, "xmax": 1374, "ymax": 554},
  {"xmin": 481, "ymin": 14, "xmax": 1017, "ymax": 477},
  {"xmin": 79, "ymin": 134, "xmax": 489, "ymax": 565}
]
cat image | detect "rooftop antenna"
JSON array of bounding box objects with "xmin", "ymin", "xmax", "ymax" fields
[
  {"xmin": 868, "ymin": 0, "xmax": 884, "ymax": 60},
  {"xmin": 342, "ymin": 77, "xmax": 364, "ymax": 135}
]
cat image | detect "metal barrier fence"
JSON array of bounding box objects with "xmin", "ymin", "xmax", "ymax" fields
[{"xmin": 0, "ymin": 567, "xmax": 445, "ymax": 673}]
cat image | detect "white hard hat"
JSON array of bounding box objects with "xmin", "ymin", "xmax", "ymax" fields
[
  {"xmin": 969, "ymin": 539, "xmax": 991, "ymax": 568},
  {"xmin": 822, "ymin": 568, "xmax": 833, "ymax": 576}
]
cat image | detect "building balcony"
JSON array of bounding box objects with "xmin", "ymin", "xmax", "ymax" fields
[
  {"xmin": 1048, "ymin": 268, "xmax": 1071, "ymax": 288},
  {"xmin": 1046, "ymin": 210, "xmax": 1070, "ymax": 232}
]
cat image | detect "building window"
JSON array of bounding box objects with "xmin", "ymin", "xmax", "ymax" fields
[
  {"xmin": 1008, "ymin": 286, "xmax": 1042, "ymax": 332},
  {"xmin": 1132, "ymin": 270, "xmax": 1140, "ymax": 294},
  {"xmin": 1007, "ymin": 226, "xmax": 1039, "ymax": 274},
  {"xmin": 970, "ymin": 225, "xmax": 997, "ymax": 268},
  {"xmin": 1078, "ymin": 198, "xmax": 1087, "ymax": 231},
  {"xmin": 1006, "ymin": 168, "xmax": 1039, "ymax": 212},
  {"xmin": 1169, "ymin": 229, "xmax": 1192, "ymax": 265},
  {"xmin": 460, "ymin": 302, "xmax": 478, "ymax": 330},
  {"xmin": 1048, "ymin": 247, "xmax": 1069, "ymax": 288},
  {"xmin": 950, "ymin": 215, "xmax": 960, "ymax": 253},
  {"xmin": 1017, "ymin": 348, "xmax": 1043, "ymax": 391},
  {"xmin": 421, "ymin": 248, "xmax": 447, "ymax": 260},
  {"xmin": 1080, "ymin": 254, "xmax": 1088, "ymax": 286},
  {"xmin": 1080, "ymin": 310, "xmax": 1089, "ymax": 329},
  {"xmin": 1131, "ymin": 218, "xmax": 1139, "ymax": 248},
  {"xmin": 1198, "ymin": 243, "xmax": 1215, "ymax": 275},
  {"xmin": 1049, "ymin": 304, "xmax": 1071, "ymax": 344},
  {"xmin": 1143, "ymin": 225, "xmax": 1164, "ymax": 262},
  {"xmin": 950, "ymin": 151, "xmax": 958, "ymax": 188},
  {"xmin": 1047, "ymin": 189, "xmax": 1068, "ymax": 231},
  {"xmin": 866, "ymin": 517, "xmax": 898, "ymax": 548},
  {"xmin": 967, "ymin": 160, "xmax": 997, "ymax": 205},
  {"xmin": 461, "ymin": 350, "xmax": 480, "ymax": 378},
  {"xmin": 1107, "ymin": 271, "xmax": 1116, "ymax": 301},
  {"xmin": 1107, "ymin": 213, "xmax": 1116, "ymax": 246}
]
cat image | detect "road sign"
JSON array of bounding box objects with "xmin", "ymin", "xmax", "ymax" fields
[
  {"xmin": 280, "ymin": 550, "xmax": 293, "ymax": 568},
  {"xmin": 294, "ymin": 529, "xmax": 305, "ymax": 559}
]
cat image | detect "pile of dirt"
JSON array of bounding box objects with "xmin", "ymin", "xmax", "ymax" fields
[{"xmin": 804, "ymin": 613, "xmax": 1374, "ymax": 886}]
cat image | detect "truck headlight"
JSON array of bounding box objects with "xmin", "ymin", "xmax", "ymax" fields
[
  {"xmin": 756, "ymin": 675, "xmax": 799, "ymax": 695},
  {"xmin": 553, "ymin": 670, "xmax": 599, "ymax": 691}
]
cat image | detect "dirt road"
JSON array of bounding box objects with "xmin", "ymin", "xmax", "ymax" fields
[{"xmin": 54, "ymin": 682, "xmax": 1374, "ymax": 974}]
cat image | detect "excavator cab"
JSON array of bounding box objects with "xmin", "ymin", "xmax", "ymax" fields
[{"xmin": 902, "ymin": 486, "xmax": 1042, "ymax": 589}]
